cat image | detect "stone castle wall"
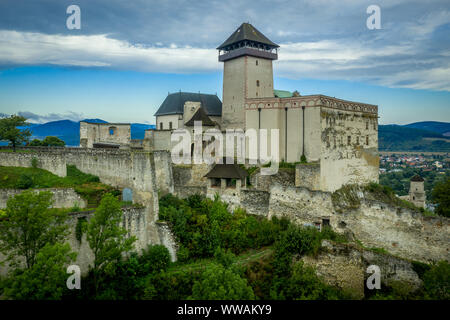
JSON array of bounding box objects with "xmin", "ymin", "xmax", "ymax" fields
[
  {"xmin": 0, "ymin": 188, "xmax": 87, "ymax": 209},
  {"xmin": 300, "ymin": 240, "xmax": 422, "ymax": 299},
  {"xmin": 0, "ymin": 147, "xmax": 176, "ymax": 262},
  {"xmin": 0, "ymin": 150, "xmax": 66, "ymax": 177},
  {"xmin": 268, "ymin": 184, "xmax": 450, "ymax": 263}
]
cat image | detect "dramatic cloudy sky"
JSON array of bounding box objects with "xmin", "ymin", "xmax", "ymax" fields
[{"xmin": 0, "ymin": 0, "xmax": 449, "ymax": 124}]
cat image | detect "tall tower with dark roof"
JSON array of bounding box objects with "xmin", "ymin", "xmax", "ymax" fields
[{"xmin": 217, "ymin": 23, "xmax": 279, "ymax": 129}]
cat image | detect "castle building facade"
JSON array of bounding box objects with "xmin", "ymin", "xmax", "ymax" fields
[{"xmin": 151, "ymin": 23, "xmax": 380, "ymax": 191}]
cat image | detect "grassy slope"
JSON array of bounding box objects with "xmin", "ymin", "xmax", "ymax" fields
[{"xmin": 0, "ymin": 165, "xmax": 119, "ymax": 206}]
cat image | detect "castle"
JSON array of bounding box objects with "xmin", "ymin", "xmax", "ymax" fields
[
  {"xmin": 0, "ymin": 24, "xmax": 448, "ymax": 280},
  {"xmin": 81, "ymin": 22, "xmax": 380, "ymax": 192}
]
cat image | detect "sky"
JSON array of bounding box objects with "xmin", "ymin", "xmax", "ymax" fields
[{"xmin": 0, "ymin": 0, "xmax": 449, "ymax": 125}]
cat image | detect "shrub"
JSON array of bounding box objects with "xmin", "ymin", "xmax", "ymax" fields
[
  {"xmin": 31, "ymin": 157, "xmax": 38, "ymax": 169},
  {"xmin": 190, "ymin": 263, "xmax": 255, "ymax": 300},
  {"xmin": 139, "ymin": 245, "xmax": 171, "ymax": 274},
  {"xmin": 16, "ymin": 173, "xmax": 33, "ymax": 189},
  {"xmin": 422, "ymin": 260, "xmax": 450, "ymax": 300}
]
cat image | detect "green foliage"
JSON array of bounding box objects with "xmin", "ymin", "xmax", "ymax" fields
[
  {"xmin": 300, "ymin": 154, "xmax": 307, "ymax": 163},
  {"xmin": 411, "ymin": 260, "xmax": 431, "ymax": 279},
  {"xmin": 159, "ymin": 194, "xmax": 284, "ymax": 260},
  {"xmin": 2, "ymin": 243, "xmax": 76, "ymax": 300},
  {"xmin": 42, "ymin": 136, "xmax": 65, "ymax": 147},
  {"xmin": 31, "ymin": 157, "xmax": 38, "ymax": 169},
  {"xmin": 214, "ymin": 247, "xmax": 236, "ymax": 268},
  {"xmin": 380, "ymin": 166, "xmax": 449, "ymax": 201},
  {"xmin": 140, "ymin": 245, "xmax": 171, "ymax": 273},
  {"xmin": 0, "ymin": 115, "xmax": 31, "ymax": 151},
  {"xmin": 75, "ymin": 217, "xmax": 87, "ymax": 243},
  {"xmin": 28, "ymin": 139, "xmax": 43, "ymax": 147},
  {"xmin": 16, "ymin": 173, "xmax": 33, "ymax": 189},
  {"xmin": 190, "ymin": 263, "xmax": 255, "ymax": 300},
  {"xmin": 86, "ymin": 193, "xmax": 136, "ymax": 294},
  {"xmin": 0, "ymin": 191, "xmax": 68, "ymax": 269},
  {"xmin": 379, "ymin": 125, "xmax": 450, "ymax": 152},
  {"xmin": 276, "ymin": 261, "xmax": 342, "ymax": 300},
  {"xmin": 422, "ymin": 260, "xmax": 450, "ymax": 300},
  {"xmin": 432, "ymin": 178, "xmax": 450, "ymax": 217}
]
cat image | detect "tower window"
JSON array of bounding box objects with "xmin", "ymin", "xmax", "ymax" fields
[
  {"xmin": 347, "ymin": 136, "xmax": 351, "ymax": 145},
  {"xmin": 256, "ymin": 60, "xmax": 258, "ymax": 66},
  {"xmin": 169, "ymin": 122, "xmax": 172, "ymax": 130},
  {"xmin": 366, "ymin": 121, "xmax": 369, "ymax": 130},
  {"xmin": 356, "ymin": 137, "xmax": 359, "ymax": 145},
  {"xmin": 366, "ymin": 136, "xmax": 369, "ymax": 145},
  {"xmin": 160, "ymin": 122, "xmax": 163, "ymax": 130},
  {"xmin": 256, "ymin": 80, "xmax": 260, "ymax": 87}
]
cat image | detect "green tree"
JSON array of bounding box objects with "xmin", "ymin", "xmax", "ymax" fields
[
  {"xmin": 0, "ymin": 191, "xmax": 68, "ymax": 269},
  {"xmin": 28, "ymin": 139, "xmax": 43, "ymax": 146},
  {"xmin": 42, "ymin": 136, "xmax": 65, "ymax": 147},
  {"xmin": 2, "ymin": 243, "xmax": 76, "ymax": 300},
  {"xmin": 432, "ymin": 178, "xmax": 450, "ymax": 217},
  {"xmin": 86, "ymin": 193, "xmax": 136, "ymax": 294},
  {"xmin": 0, "ymin": 115, "xmax": 31, "ymax": 152},
  {"xmin": 422, "ymin": 260, "xmax": 450, "ymax": 300},
  {"xmin": 190, "ymin": 263, "xmax": 255, "ymax": 300}
]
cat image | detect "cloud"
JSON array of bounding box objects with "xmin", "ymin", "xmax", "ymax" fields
[
  {"xmin": 17, "ymin": 111, "xmax": 85, "ymax": 123},
  {"xmin": 0, "ymin": 0, "xmax": 449, "ymax": 91},
  {"xmin": 0, "ymin": 30, "xmax": 218, "ymax": 73}
]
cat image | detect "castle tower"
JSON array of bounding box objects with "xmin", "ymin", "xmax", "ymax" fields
[
  {"xmin": 217, "ymin": 23, "xmax": 279, "ymax": 129},
  {"xmin": 409, "ymin": 175, "xmax": 426, "ymax": 208}
]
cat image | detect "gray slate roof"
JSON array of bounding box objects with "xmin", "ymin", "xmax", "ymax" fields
[
  {"xmin": 154, "ymin": 92, "xmax": 222, "ymax": 117},
  {"xmin": 217, "ymin": 23, "xmax": 279, "ymax": 50}
]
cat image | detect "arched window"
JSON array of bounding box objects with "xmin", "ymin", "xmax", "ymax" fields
[{"xmin": 256, "ymin": 80, "xmax": 260, "ymax": 87}]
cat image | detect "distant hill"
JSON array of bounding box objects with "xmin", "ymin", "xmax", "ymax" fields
[
  {"xmin": 404, "ymin": 121, "xmax": 450, "ymax": 137},
  {"xmin": 379, "ymin": 124, "xmax": 450, "ymax": 152}
]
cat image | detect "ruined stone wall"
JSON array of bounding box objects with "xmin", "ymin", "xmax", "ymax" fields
[
  {"xmin": 268, "ymin": 185, "xmax": 450, "ymax": 263},
  {"xmin": 0, "ymin": 150, "xmax": 67, "ymax": 177},
  {"xmin": 251, "ymin": 168, "xmax": 295, "ymax": 192},
  {"xmin": 79, "ymin": 122, "xmax": 131, "ymax": 148},
  {"xmin": 295, "ymin": 163, "xmax": 321, "ymax": 190},
  {"xmin": 0, "ymin": 147, "xmax": 176, "ymax": 253},
  {"xmin": 319, "ymin": 107, "xmax": 379, "ymax": 192},
  {"xmin": 0, "ymin": 206, "xmax": 178, "ymax": 277},
  {"xmin": 240, "ymin": 189, "xmax": 270, "ymax": 216},
  {"xmin": 0, "ymin": 188, "xmax": 87, "ymax": 209},
  {"xmin": 174, "ymin": 185, "xmax": 207, "ymax": 198},
  {"xmin": 172, "ymin": 164, "xmax": 211, "ymax": 187},
  {"xmin": 153, "ymin": 151, "xmax": 174, "ymax": 195},
  {"xmin": 300, "ymin": 240, "xmax": 422, "ymax": 299}
]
